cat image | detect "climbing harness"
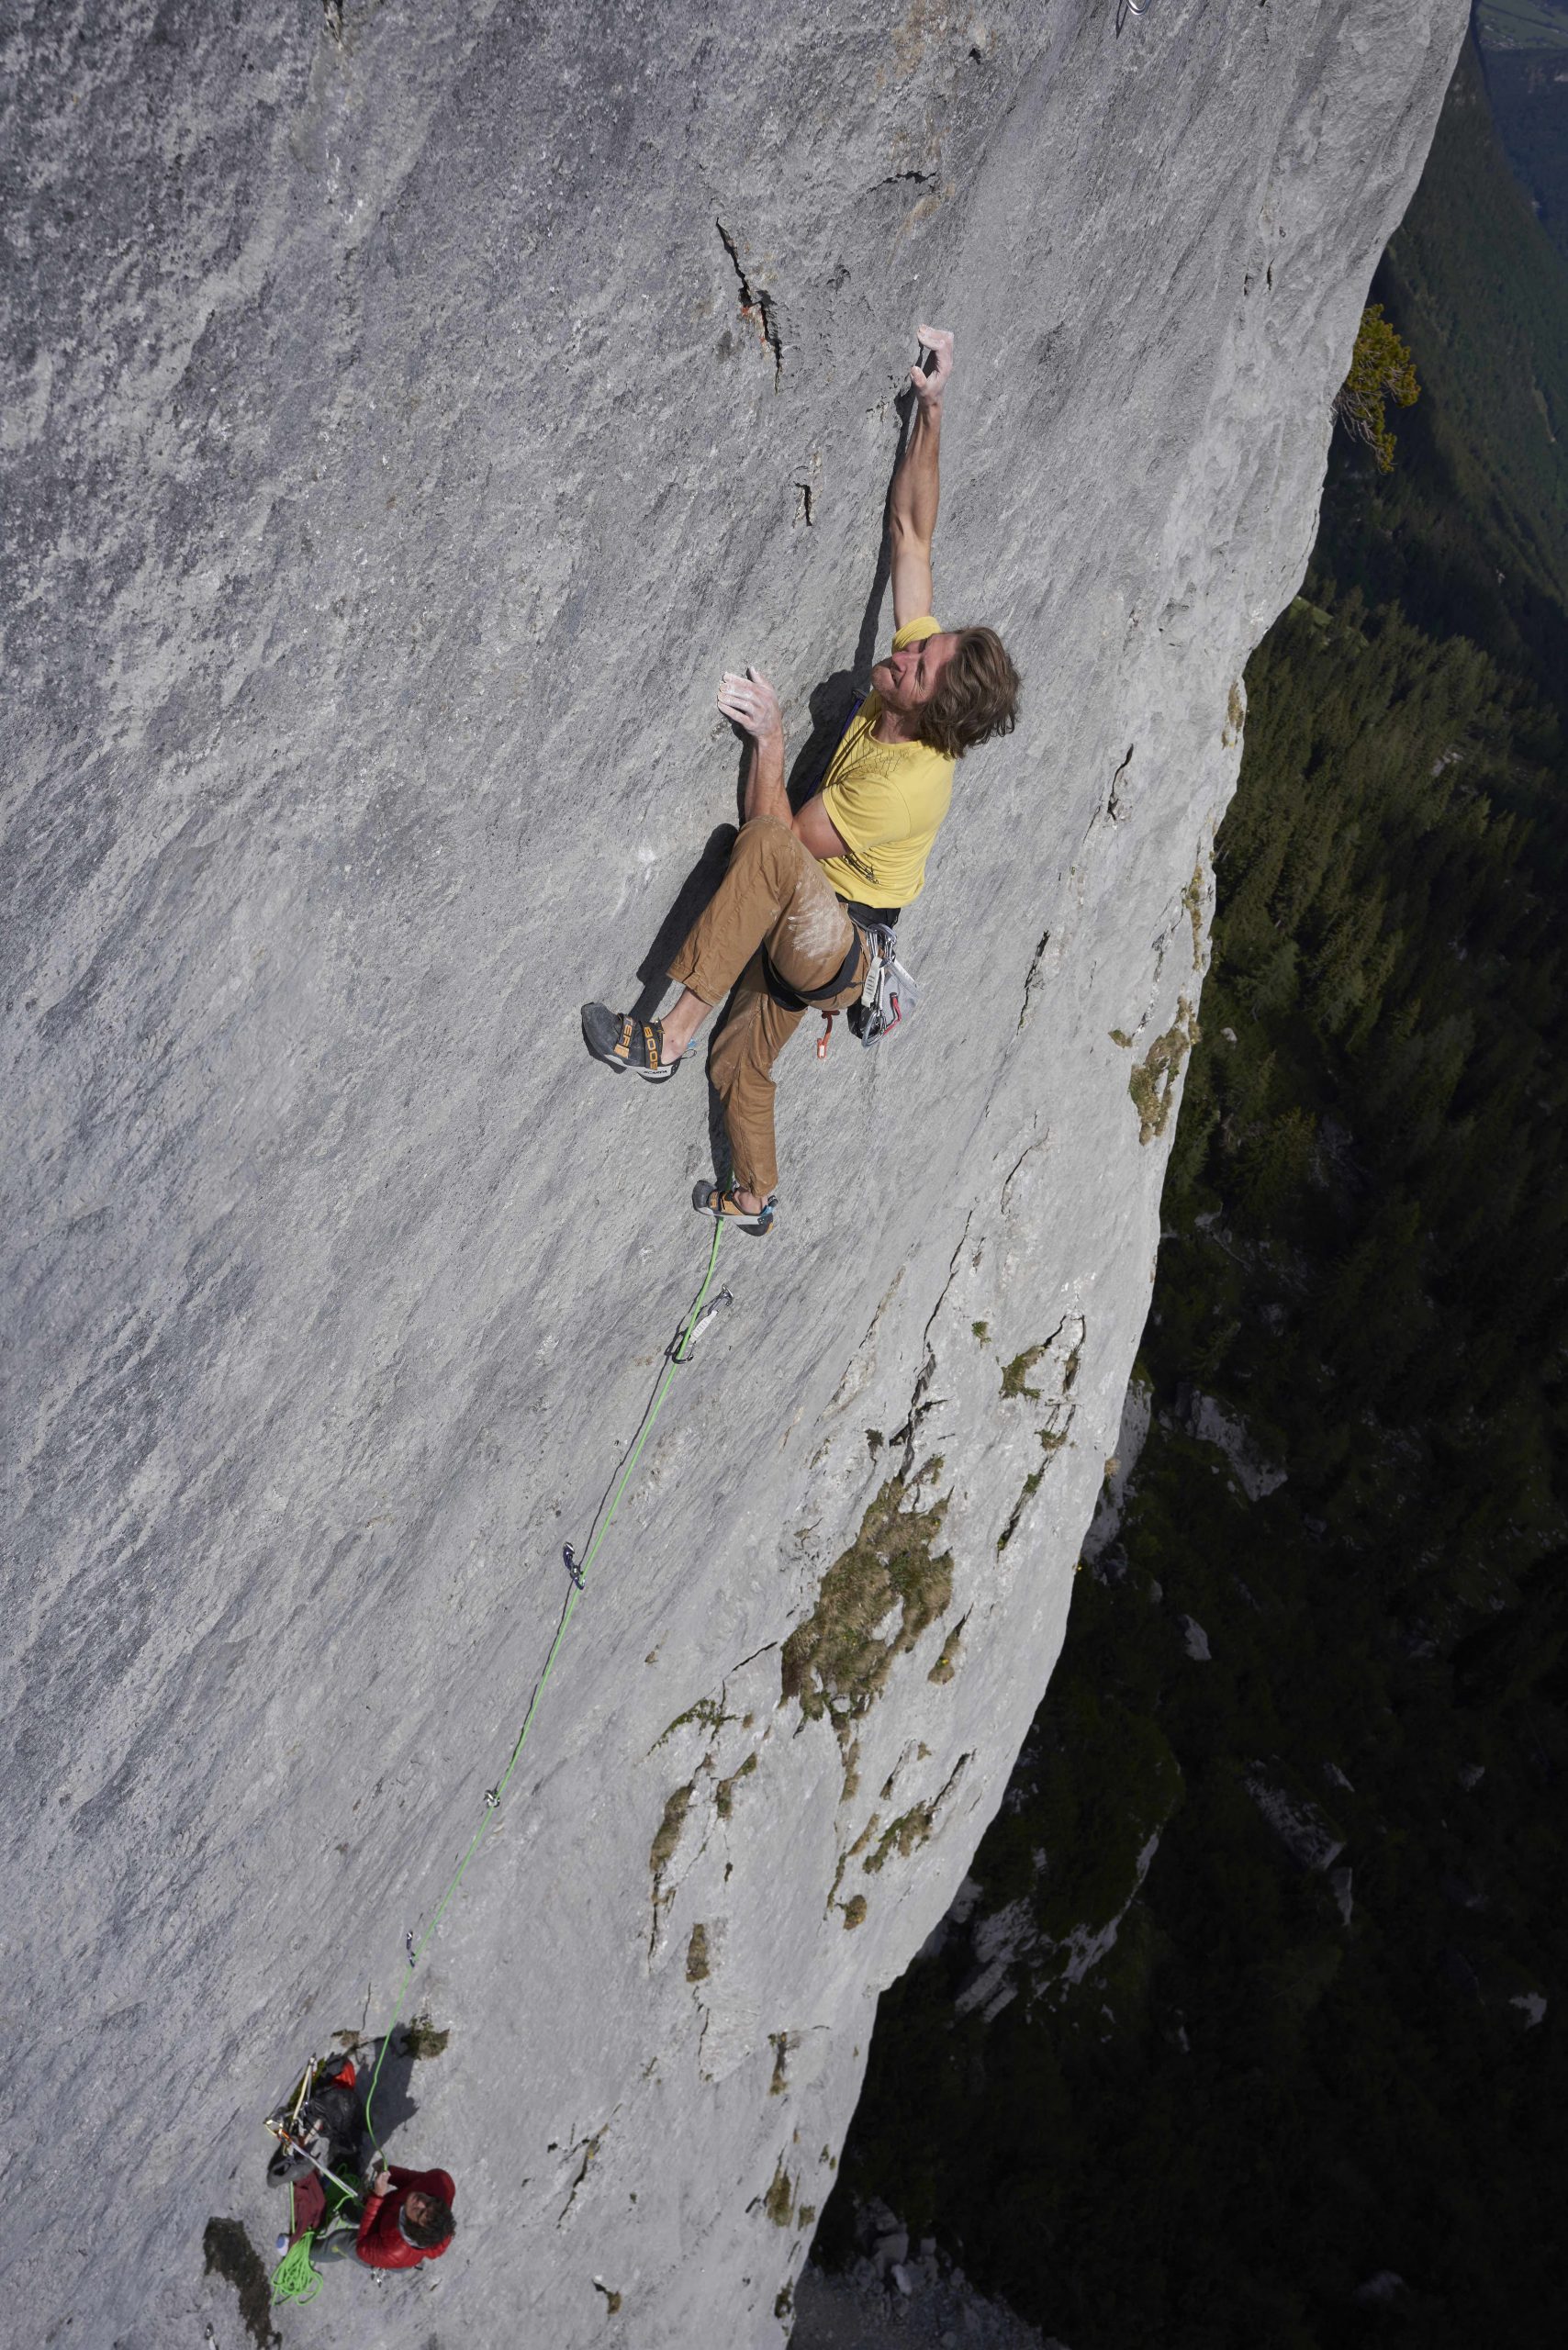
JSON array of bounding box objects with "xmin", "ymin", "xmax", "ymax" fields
[
  {"xmin": 849, "ymin": 923, "xmax": 917, "ymax": 1048},
  {"xmin": 347, "ymin": 1222, "xmax": 728, "ymax": 2165},
  {"xmin": 760, "ymin": 923, "xmax": 865, "ymax": 1013}
]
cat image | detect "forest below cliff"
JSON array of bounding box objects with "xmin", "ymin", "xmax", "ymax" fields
[{"xmin": 816, "ymin": 35, "xmax": 1568, "ymax": 2349}]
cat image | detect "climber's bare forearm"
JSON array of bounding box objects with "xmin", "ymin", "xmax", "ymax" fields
[
  {"xmin": 890, "ymin": 397, "xmax": 941, "ymax": 554},
  {"xmin": 743, "ymin": 729, "xmax": 790, "ymax": 827},
  {"xmin": 890, "ymin": 327, "xmax": 951, "ymax": 628},
  {"xmin": 718, "ymin": 667, "xmax": 790, "ymax": 825}
]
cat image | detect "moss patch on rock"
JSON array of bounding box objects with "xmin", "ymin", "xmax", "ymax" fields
[
  {"xmin": 764, "ymin": 2160, "xmax": 795, "ymax": 2227},
  {"xmin": 1182, "ymin": 863, "xmax": 1207, "ymax": 969},
  {"xmin": 927, "ymin": 1624, "xmax": 963, "ymax": 1684},
  {"xmin": 863, "ymin": 1800, "xmax": 938, "ymax": 1874},
  {"xmin": 650, "ymin": 1781, "xmax": 694, "ymax": 1877},
  {"xmin": 401, "ymin": 2010, "xmax": 450, "ymax": 2062},
  {"xmin": 780, "ymin": 1472, "xmax": 952, "ymax": 1726},
  {"xmin": 1130, "ymin": 997, "xmax": 1200, "ymax": 1144},
  {"xmin": 654, "ymin": 1695, "xmax": 729, "ymax": 1750},
  {"xmin": 1002, "ymin": 1344, "xmax": 1047, "ymax": 1399},
  {"xmin": 715, "ymin": 1752, "xmax": 757, "ymax": 1818},
  {"xmin": 686, "ymin": 1922, "xmax": 711, "ymax": 1983}
]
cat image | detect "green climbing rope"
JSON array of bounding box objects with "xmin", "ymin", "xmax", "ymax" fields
[
  {"xmin": 358, "ymin": 1221, "xmax": 728, "ymax": 2151},
  {"xmin": 272, "ymin": 2178, "xmax": 323, "ymax": 2304},
  {"xmin": 272, "ymin": 2230, "xmax": 322, "ymax": 2306}
]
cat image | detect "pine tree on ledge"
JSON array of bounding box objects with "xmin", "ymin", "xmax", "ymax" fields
[{"xmin": 1333, "ymin": 303, "xmax": 1419, "ymax": 471}]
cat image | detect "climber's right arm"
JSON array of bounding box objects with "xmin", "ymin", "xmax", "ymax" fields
[{"xmin": 889, "ymin": 325, "xmax": 952, "ymax": 631}]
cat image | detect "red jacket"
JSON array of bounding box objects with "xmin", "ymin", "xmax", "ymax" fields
[{"xmin": 354, "ymin": 2165, "xmax": 456, "ymax": 2269}]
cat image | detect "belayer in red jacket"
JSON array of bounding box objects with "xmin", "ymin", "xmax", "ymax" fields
[{"xmin": 313, "ymin": 2162, "xmax": 457, "ymax": 2270}]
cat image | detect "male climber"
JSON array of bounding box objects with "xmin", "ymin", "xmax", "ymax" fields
[
  {"xmin": 581, "ymin": 326, "xmax": 1021, "ymax": 1232},
  {"xmin": 270, "ymin": 2053, "xmax": 457, "ymax": 2272},
  {"xmin": 309, "ymin": 2158, "xmax": 458, "ymax": 2271}
]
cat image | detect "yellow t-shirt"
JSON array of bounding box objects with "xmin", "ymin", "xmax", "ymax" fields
[{"xmin": 817, "ymin": 617, "xmax": 955, "ymax": 907}]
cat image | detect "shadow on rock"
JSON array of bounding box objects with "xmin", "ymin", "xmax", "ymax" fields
[
  {"xmin": 631, "ymin": 822, "xmax": 738, "ymax": 1021},
  {"xmin": 359, "ymin": 2026, "xmax": 424, "ymax": 2149}
]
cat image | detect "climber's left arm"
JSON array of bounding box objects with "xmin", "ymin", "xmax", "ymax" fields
[{"xmin": 889, "ymin": 325, "xmax": 952, "ymax": 632}]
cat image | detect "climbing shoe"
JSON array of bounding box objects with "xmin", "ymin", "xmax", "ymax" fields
[
  {"xmin": 694, "ymin": 1181, "xmax": 776, "ymax": 1236},
  {"xmin": 581, "ymin": 1003, "xmax": 681, "ymax": 1081}
]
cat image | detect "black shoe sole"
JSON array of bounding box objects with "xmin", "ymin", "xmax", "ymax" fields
[{"xmin": 582, "ymin": 1004, "xmax": 679, "ymax": 1081}]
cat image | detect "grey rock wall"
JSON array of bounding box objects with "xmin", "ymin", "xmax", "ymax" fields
[{"xmin": 2, "ymin": 3, "xmax": 1464, "ymax": 2344}]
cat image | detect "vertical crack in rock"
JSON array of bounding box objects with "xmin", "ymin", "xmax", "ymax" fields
[
  {"xmin": 891, "ymin": 1211, "xmax": 973, "ymax": 1466},
  {"xmin": 997, "ymin": 1315, "xmax": 1085, "ymax": 1552},
  {"xmin": 557, "ymin": 2122, "xmax": 610, "ymax": 2227},
  {"xmin": 1017, "ymin": 927, "xmax": 1051, "ymax": 1029},
  {"xmin": 1106, "ymin": 742, "xmax": 1135, "ymax": 823},
  {"xmin": 716, "ymin": 218, "xmax": 783, "ymax": 385}
]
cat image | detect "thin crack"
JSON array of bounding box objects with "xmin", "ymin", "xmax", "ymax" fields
[
  {"xmin": 1106, "ymin": 742, "xmax": 1135, "ymax": 822},
  {"xmin": 1018, "ymin": 928, "xmax": 1051, "ymax": 1029},
  {"xmin": 556, "ymin": 2123, "xmax": 609, "ymax": 2227},
  {"xmin": 716, "ymin": 219, "xmax": 783, "ymax": 385},
  {"xmin": 895, "ymin": 1214, "xmax": 973, "ymax": 1475}
]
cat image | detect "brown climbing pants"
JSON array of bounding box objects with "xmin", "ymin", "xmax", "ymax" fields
[{"xmin": 667, "ymin": 816, "xmax": 868, "ymax": 1199}]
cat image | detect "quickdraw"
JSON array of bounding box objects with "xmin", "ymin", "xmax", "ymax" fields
[{"xmin": 671, "ymin": 1286, "xmax": 734, "ymax": 1357}]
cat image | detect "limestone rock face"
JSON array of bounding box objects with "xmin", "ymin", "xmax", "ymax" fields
[{"xmin": 3, "ymin": 4, "xmax": 1464, "ymax": 2344}]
